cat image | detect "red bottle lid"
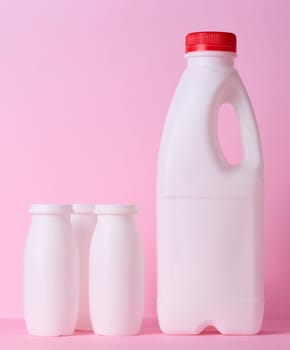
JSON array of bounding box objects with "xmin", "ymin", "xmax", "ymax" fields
[{"xmin": 185, "ymin": 32, "xmax": 237, "ymax": 53}]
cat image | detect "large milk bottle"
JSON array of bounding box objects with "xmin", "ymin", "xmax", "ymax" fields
[{"xmin": 157, "ymin": 32, "xmax": 263, "ymax": 335}]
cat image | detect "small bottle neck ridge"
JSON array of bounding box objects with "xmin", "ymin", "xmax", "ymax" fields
[{"xmin": 186, "ymin": 51, "xmax": 236, "ymax": 69}]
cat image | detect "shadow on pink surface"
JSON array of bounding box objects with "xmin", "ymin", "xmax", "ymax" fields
[
  {"xmin": 140, "ymin": 318, "xmax": 290, "ymax": 336},
  {"xmin": 139, "ymin": 318, "xmax": 161, "ymax": 335},
  {"xmin": 0, "ymin": 318, "xmax": 290, "ymax": 337},
  {"xmin": 0, "ymin": 319, "xmax": 290, "ymax": 350},
  {"xmin": 72, "ymin": 319, "xmax": 161, "ymax": 336}
]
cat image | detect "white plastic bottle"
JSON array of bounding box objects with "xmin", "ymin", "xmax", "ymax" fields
[
  {"xmin": 157, "ymin": 32, "xmax": 264, "ymax": 335},
  {"xmin": 24, "ymin": 204, "xmax": 79, "ymax": 336},
  {"xmin": 89, "ymin": 204, "xmax": 144, "ymax": 336},
  {"xmin": 71, "ymin": 204, "xmax": 96, "ymax": 331}
]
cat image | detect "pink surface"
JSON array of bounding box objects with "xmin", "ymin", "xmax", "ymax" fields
[
  {"xmin": 1, "ymin": 319, "xmax": 290, "ymax": 350},
  {"xmin": 0, "ymin": 0, "xmax": 289, "ymax": 321}
]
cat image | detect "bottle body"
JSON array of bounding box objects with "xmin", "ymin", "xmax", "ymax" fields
[
  {"xmin": 157, "ymin": 52, "xmax": 264, "ymax": 335},
  {"xmin": 24, "ymin": 205, "xmax": 79, "ymax": 336},
  {"xmin": 89, "ymin": 205, "xmax": 144, "ymax": 336},
  {"xmin": 71, "ymin": 204, "xmax": 97, "ymax": 331}
]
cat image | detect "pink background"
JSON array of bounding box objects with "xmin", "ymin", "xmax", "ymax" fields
[{"xmin": 0, "ymin": 0, "xmax": 289, "ymax": 321}]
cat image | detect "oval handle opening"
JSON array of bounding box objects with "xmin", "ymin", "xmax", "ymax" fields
[{"xmin": 217, "ymin": 103, "xmax": 243, "ymax": 166}]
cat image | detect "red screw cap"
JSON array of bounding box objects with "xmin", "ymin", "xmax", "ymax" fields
[{"xmin": 185, "ymin": 32, "xmax": 237, "ymax": 53}]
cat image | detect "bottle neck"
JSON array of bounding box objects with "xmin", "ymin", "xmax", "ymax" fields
[
  {"xmin": 186, "ymin": 51, "xmax": 235, "ymax": 69},
  {"xmin": 32, "ymin": 213, "xmax": 71, "ymax": 224},
  {"xmin": 97, "ymin": 213, "xmax": 135, "ymax": 225}
]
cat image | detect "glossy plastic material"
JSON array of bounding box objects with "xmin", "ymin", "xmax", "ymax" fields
[
  {"xmin": 157, "ymin": 49, "xmax": 264, "ymax": 335},
  {"xmin": 71, "ymin": 204, "xmax": 97, "ymax": 331},
  {"xmin": 89, "ymin": 204, "xmax": 144, "ymax": 336},
  {"xmin": 24, "ymin": 204, "xmax": 79, "ymax": 336}
]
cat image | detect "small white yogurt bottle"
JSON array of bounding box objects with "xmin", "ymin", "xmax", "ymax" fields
[
  {"xmin": 24, "ymin": 204, "xmax": 79, "ymax": 336},
  {"xmin": 89, "ymin": 204, "xmax": 144, "ymax": 336}
]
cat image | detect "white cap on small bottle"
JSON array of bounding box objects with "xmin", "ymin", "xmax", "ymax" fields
[{"xmin": 29, "ymin": 204, "xmax": 73, "ymax": 214}]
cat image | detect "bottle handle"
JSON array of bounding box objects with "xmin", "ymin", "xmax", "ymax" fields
[{"xmin": 215, "ymin": 74, "xmax": 263, "ymax": 172}]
